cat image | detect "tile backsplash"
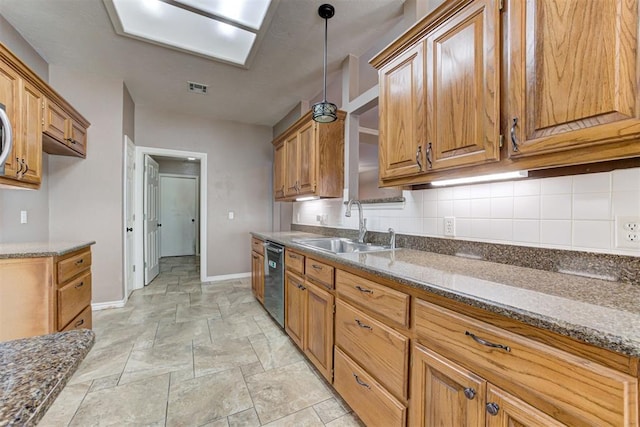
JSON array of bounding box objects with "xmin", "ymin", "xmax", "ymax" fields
[{"xmin": 292, "ymin": 168, "xmax": 640, "ymax": 256}]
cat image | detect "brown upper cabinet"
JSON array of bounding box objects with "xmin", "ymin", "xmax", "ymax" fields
[
  {"xmin": 273, "ymin": 110, "xmax": 345, "ymax": 201},
  {"xmin": 371, "ymin": 0, "xmax": 640, "ymax": 187},
  {"xmin": 0, "ymin": 42, "xmax": 89, "ymax": 189}
]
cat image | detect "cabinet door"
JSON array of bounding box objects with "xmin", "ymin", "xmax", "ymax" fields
[
  {"xmin": 43, "ymin": 97, "xmax": 68, "ymax": 143},
  {"xmin": 485, "ymin": 384, "xmax": 565, "ymax": 427},
  {"xmin": 0, "ymin": 62, "xmax": 21, "ymax": 178},
  {"xmin": 284, "ymin": 271, "xmax": 305, "ymax": 349},
  {"xmin": 273, "ymin": 142, "xmax": 286, "ymax": 199},
  {"xmin": 378, "ymin": 41, "xmax": 426, "ymax": 180},
  {"xmin": 284, "ymin": 133, "xmax": 299, "ymax": 197},
  {"xmin": 304, "ymin": 281, "xmax": 334, "ymax": 382},
  {"xmin": 297, "ymin": 121, "xmax": 316, "ymax": 195},
  {"xmin": 507, "ymin": 0, "xmax": 640, "ymax": 159},
  {"xmin": 19, "ymin": 80, "xmax": 42, "ymax": 184},
  {"xmin": 68, "ymin": 119, "xmax": 87, "ymax": 156},
  {"xmin": 425, "ymin": 0, "xmax": 500, "ymax": 171},
  {"xmin": 251, "ymin": 251, "xmax": 264, "ymax": 304},
  {"xmin": 411, "ymin": 343, "xmax": 486, "ymax": 427}
]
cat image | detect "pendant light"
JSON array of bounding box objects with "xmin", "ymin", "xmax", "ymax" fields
[{"xmin": 311, "ymin": 3, "xmax": 338, "ymax": 123}]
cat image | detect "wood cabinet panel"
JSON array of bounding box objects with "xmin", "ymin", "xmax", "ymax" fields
[
  {"xmin": 507, "ymin": 0, "xmax": 640, "ymax": 159},
  {"xmin": 68, "ymin": 119, "xmax": 87, "ymax": 156},
  {"xmin": 425, "ymin": 0, "xmax": 500, "ymax": 170},
  {"xmin": 284, "ymin": 271, "xmax": 305, "ymax": 349},
  {"xmin": 19, "ymin": 80, "xmax": 42, "ymax": 184},
  {"xmin": 305, "ymin": 257, "xmax": 334, "ymax": 290},
  {"xmin": 0, "ymin": 62, "xmax": 21, "ymax": 179},
  {"xmin": 415, "ymin": 299, "xmax": 638, "ymax": 426},
  {"xmin": 284, "ymin": 133, "xmax": 299, "ymax": 197},
  {"xmin": 57, "ymin": 271, "xmax": 91, "ymax": 329},
  {"xmin": 378, "ymin": 41, "xmax": 426, "ymax": 180},
  {"xmin": 43, "ymin": 97, "xmax": 67, "ymax": 142},
  {"xmin": 335, "ymin": 270, "xmax": 409, "ymax": 327},
  {"xmin": 334, "ymin": 347, "xmax": 406, "ymax": 427},
  {"xmin": 411, "ymin": 343, "xmax": 486, "ymax": 427},
  {"xmin": 335, "ymin": 299, "xmax": 409, "ymax": 400},
  {"xmin": 251, "ymin": 251, "xmax": 264, "ymax": 304},
  {"xmin": 273, "ymin": 142, "xmax": 285, "ymax": 199},
  {"xmin": 304, "ymin": 281, "xmax": 334, "ymax": 382},
  {"xmin": 57, "ymin": 248, "xmax": 92, "ymax": 284},
  {"xmin": 285, "ymin": 249, "xmax": 304, "ymax": 275},
  {"xmin": 251, "ymin": 237, "xmax": 264, "ymax": 256},
  {"xmin": 61, "ymin": 305, "xmax": 92, "ymax": 332},
  {"xmin": 297, "ymin": 121, "xmax": 316, "ymax": 195},
  {"xmin": 485, "ymin": 383, "xmax": 566, "ymax": 427}
]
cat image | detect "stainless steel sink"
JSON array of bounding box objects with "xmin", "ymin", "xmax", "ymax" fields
[{"xmin": 293, "ymin": 237, "xmax": 392, "ymax": 254}]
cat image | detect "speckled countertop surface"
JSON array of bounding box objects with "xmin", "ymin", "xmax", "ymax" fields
[
  {"xmin": 0, "ymin": 329, "xmax": 94, "ymax": 426},
  {"xmin": 0, "ymin": 241, "xmax": 95, "ymax": 259},
  {"xmin": 252, "ymin": 231, "xmax": 640, "ymax": 357}
]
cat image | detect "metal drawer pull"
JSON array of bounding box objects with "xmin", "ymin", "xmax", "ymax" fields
[
  {"xmin": 23, "ymin": 161, "xmax": 28, "ymax": 174},
  {"xmin": 75, "ymin": 259, "xmax": 84, "ymax": 265},
  {"xmin": 510, "ymin": 117, "xmax": 519, "ymax": 152},
  {"xmin": 288, "ymin": 254, "xmax": 299, "ymax": 259},
  {"xmin": 465, "ymin": 331, "xmax": 511, "ymax": 352},
  {"xmin": 74, "ymin": 281, "xmax": 84, "ymax": 289},
  {"xmin": 416, "ymin": 145, "xmax": 423, "ymax": 171},
  {"xmin": 464, "ymin": 387, "xmax": 476, "ymax": 400},
  {"xmin": 355, "ymin": 319, "xmax": 372, "ymax": 330},
  {"xmin": 486, "ymin": 402, "xmax": 500, "ymax": 416},
  {"xmin": 426, "ymin": 142, "xmax": 433, "ymax": 169},
  {"xmin": 297, "ymin": 283, "xmax": 306, "ymax": 291},
  {"xmin": 355, "ymin": 285, "xmax": 373, "ymax": 294},
  {"xmin": 75, "ymin": 319, "xmax": 85, "ymax": 327},
  {"xmin": 352, "ymin": 373, "xmax": 370, "ymax": 389},
  {"xmin": 311, "ymin": 264, "xmax": 323, "ymax": 270}
]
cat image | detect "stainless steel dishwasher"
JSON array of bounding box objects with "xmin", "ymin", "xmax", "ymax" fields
[{"xmin": 264, "ymin": 241, "xmax": 284, "ymax": 327}]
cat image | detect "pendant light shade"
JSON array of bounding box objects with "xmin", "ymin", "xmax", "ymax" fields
[{"xmin": 312, "ymin": 3, "xmax": 337, "ymax": 123}]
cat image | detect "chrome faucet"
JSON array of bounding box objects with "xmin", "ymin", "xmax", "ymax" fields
[
  {"xmin": 388, "ymin": 228, "xmax": 396, "ymax": 250},
  {"xmin": 345, "ymin": 198, "xmax": 367, "ymax": 243}
]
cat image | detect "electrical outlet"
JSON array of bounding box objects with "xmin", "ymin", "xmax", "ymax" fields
[
  {"xmin": 444, "ymin": 216, "xmax": 456, "ymax": 237},
  {"xmin": 615, "ymin": 216, "xmax": 640, "ymax": 249},
  {"xmin": 20, "ymin": 210, "xmax": 27, "ymax": 224}
]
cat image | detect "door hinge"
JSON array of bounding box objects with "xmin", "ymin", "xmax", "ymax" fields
[
  {"xmin": 499, "ymin": 0, "xmax": 504, "ymax": 11},
  {"xmin": 499, "ymin": 134, "xmax": 504, "ymax": 148}
]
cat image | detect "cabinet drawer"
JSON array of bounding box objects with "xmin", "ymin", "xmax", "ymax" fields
[
  {"xmin": 415, "ymin": 299, "xmax": 638, "ymax": 427},
  {"xmin": 58, "ymin": 271, "xmax": 91, "ymax": 329},
  {"xmin": 61, "ymin": 305, "xmax": 92, "ymax": 332},
  {"xmin": 57, "ymin": 249, "xmax": 91, "ymax": 284},
  {"xmin": 305, "ymin": 257, "xmax": 334, "ymax": 289},
  {"xmin": 336, "ymin": 270, "xmax": 409, "ymax": 327},
  {"xmin": 251, "ymin": 237, "xmax": 264, "ymax": 255},
  {"xmin": 335, "ymin": 299, "xmax": 409, "ymax": 399},
  {"xmin": 334, "ymin": 347, "xmax": 406, "ymax": 427},
  {"xmin": 285, "ymin": 249, "xmax": 304, "ymax": 274}
]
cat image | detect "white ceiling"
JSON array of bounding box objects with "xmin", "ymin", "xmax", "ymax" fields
[{"xmin": 0, "ymin": 0, "xmax": 405, "ymax": 127}]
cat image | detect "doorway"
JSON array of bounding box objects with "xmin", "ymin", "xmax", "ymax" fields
[{"xmin": 159, "ymin": 174, "xmax": 199, "ymax": 257}]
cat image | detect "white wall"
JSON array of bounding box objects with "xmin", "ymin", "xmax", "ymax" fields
[
  {"xmin": 136, "ymin": 106, "xmax": 273, "ymax": 277},
  {"xmin": 48, "ymin": 66, "xmax": 125, "ymax": 303},
  {"xmin": 293, "ymin": 168, "xmax": 640, "ymax": 256}
]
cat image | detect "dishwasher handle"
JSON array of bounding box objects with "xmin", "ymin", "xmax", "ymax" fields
[{"xmin": 266, "ymin": 244, "xmax": 284, "ymax": 254}]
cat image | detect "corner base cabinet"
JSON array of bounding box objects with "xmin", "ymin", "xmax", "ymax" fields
[{"xmin": 250, "ymin": 237, "xmax": 264, "ymax": 304}]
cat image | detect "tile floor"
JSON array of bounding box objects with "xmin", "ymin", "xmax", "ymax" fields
[{"xmin": 40, "ymin": 256, "xmax": 363, "ymax": 427}]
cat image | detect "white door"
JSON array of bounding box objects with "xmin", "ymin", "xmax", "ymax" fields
[
  {"xmin": 124, "ymin": 136, "xmax": 136, "ymax": 295},
  {"xmin": 160, "ymin": 175, "xmax": 198, "ymax": 257},
  {"xmin": 144, "ymin": 155, "xmax": 160, "ymax": 284}
]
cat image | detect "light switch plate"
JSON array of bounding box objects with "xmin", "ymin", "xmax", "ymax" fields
[
  {"xmin": 228, "ymin": 211, "xmax": 234, "ymax": 220},
  {"xmin": 20, "ymin": 210, "xmax": 27, "ymax": 224}
]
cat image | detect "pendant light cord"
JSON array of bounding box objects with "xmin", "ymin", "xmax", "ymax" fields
[{"xmin": 323, "ymin": 15, "xmax": 328, "ymax": 103}]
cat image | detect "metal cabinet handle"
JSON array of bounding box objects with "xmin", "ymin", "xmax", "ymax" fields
[
  {"xmin": 288, "ymin": 253, "xmax": 299, "ymax": 259},
  {"xmin": 464, "ymin": 387, "xmax": 476, "ymax": 400},
  {"xmin": 311, "ymin": 264, "xmax": 323, "ymax": 270},
  {"xmin": 426, "ymin": 142, "xmax": 433, "ymax": 169},
  {"xmin": 355, "ymin": 319, "xmax": 372, "ymax": 330},
  {"xmin": 352, "ymin": 373, "xmax": 370, "ymax": 389},
  {"xmin": 465, "ymin": 331, "xmax": 511, "ymax": 352},
  {"xmin": 416, "ymin": 145, "xmax": 423, "ymax": 171},
  {"xmin": 22, "ymin": 160, "xmax": 28, "ymax": 175},
  {"xmin": 75, "ymin": 259, "xmax": 84, "ymax": 266},
  {"xmin": 355, "ymin": 285, "xmax": 373, "ymax": 294},
  {"xmin": 486, "ymin": 402, "xmax": 500, "ymax": 416},
  {"xmin": 510, "ymin": 117, "xmax": 519, "ymax": 152},
  {"xmin": 74, "ymin": 319, "xmax": 85, "ymax": 327},
  {"xmin": 74, "ymin": 281, "xmax": 84, "ymax": 289},
  {"xmin": 296, "ymin": 283, "xmax": 306, "ymax": 291},
  {"xmin": 16, "ymin": 157, "xmax": 23, "ymax": 175}
]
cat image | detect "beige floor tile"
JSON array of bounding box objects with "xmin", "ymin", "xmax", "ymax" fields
[
  {"xmin": 312, "ymin": 398, "xmax": 350, "ymax": 424},
  {"xmin": 209, "ymin": 317, "xmax": 260, "ymax": 342},
  {"xmin": 69, "ymin": 374, "xmax": 170, "ymax": 426},
  {"xmin": 176, "ymin": 303, "xmax": 221, "ymax": 323},
  {"xmin": 190, "ymin": 292, "xmax": 223, "ymax": 306},
  {"xmin": 240, "ymin": 362, "xmax": 265, "ymax": 379},
  {"xmin": 127, "ymin": 304, "xmax": 177, "ymax": 325},
  {"xmin": 193, "ymin": 338, "xmax": 259, "ymax": 378},
  {"xmin": 324, "ymin": 413, "xmax": 364, "ymax": 427},
  {"xmin": 38, "ymin": 381, "xmax": 91, "ymax": 427},
  {"xmin": 227, "ymin": 407, "xmax": 260, "ymax": 427},
  {"xmin": 68, "ymin": 342, "xmax": 133, "ymax": 385},
  {"xmin": 119, "ymin": 342, "xmax": 193, "ymax": 385},
  {"xmin": 166, "ymin": 368, "xmax": 253, "ymax": 427},
  {"xmin": 201, "ymin": 418, "xmax": 230, "ymax": 427},
  {"xmin": 151, "ymin": 292, "xmax": 191, "ymax": 306},
  {"xmin": 246, "ymin": 361, "xmax": 332, "ymax": 424},
  {"xmin": 154, "ymin": 319, "xmax": 211, "ymax": 346},
  {"xmin": 262, "ymin": 407, "xmax": 325, "ymax": 427},
  {"xmin": 88, "ymin": 374, "xmax": 120, "ymax": 393},
  {"xmin": 91, "ymin": 322, "xmax": 157, "ymax": 351},
  {"xmin": 170, "ymin": 368, "xmax": 195, "ymax": 385},
  {"xmin": 248, "ymin": 334, "xmax": 304, "ymax": 370}
]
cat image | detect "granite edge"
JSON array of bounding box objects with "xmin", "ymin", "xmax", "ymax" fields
[
  {"xmin": 0, "ymin": 241, "xmax": 95, "ymax": 259},
  {"xmin": 250, "ymin": 231, "xmax": 640, "ymax": 357}
]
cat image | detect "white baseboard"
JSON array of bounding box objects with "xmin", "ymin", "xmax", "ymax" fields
[
  {"xmin": 92, "ymin": 300, "xmax": 127, "ymax": 311},
  {"xmin": 204, "ymin": 272, "xmax": 251, "ymax": 282}
]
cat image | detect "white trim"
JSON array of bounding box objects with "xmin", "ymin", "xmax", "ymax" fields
[
  {"xmin": 134, "ymin": 146, "xmax": 208, "ymax": 284},
  {"xmin": 204, "ymin": 272, "xmax": 251, "ymax": 282},
  {"xmin": 92, "ymin": 300, "xmax": 127, "ymax": 311},
  {"xmin": 122, "ymin": 135, "xmax": 136, "ymax": 299}
]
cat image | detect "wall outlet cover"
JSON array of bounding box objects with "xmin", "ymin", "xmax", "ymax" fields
[
  {"xmin": 444, "ymin": 216, "xmax": 456, "ymax": 237},
  {"xmin": 615, "ymin": 216, "xmax": 640, "ymax": 249}
]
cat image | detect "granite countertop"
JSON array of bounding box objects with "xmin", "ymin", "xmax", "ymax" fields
[
  {"xmin": 0, "ymin": 241, "xmax": 95, "ymax": 259},
  {"xmin": 252, "ymin": 231, "xmax": 640, "ymax": 357},
  {"xmin": 0, "ymin": 329, "xmax": 94, "ymax": 427}
]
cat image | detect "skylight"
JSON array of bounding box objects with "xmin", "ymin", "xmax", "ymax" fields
[{"xmin": 103, "ymin": 0, "xmax": 273, "ymax": 67}]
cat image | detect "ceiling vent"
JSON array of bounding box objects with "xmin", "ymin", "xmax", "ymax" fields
[{"xmin": 188, "ymin": 81, "xmax": 208, "ymax": 94}]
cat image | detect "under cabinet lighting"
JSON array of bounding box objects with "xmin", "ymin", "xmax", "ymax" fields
[
  {"xmin": 296, "ymin": 196, "xmax": 320, "ymax": 202},
  {"xmin": 430, "ymin": 171, "xmax": 528, "ymax": 187}
]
